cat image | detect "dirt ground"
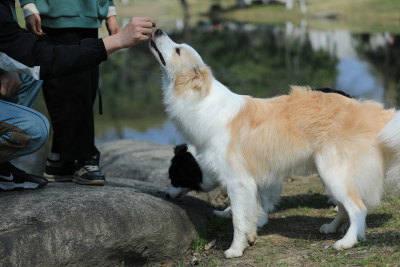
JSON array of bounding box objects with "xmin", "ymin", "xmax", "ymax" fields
[{"xmin": 165, "ymin": 175, "xmax": 400, "ymax": 266}]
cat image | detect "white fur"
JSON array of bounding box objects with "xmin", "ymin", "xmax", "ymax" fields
[{"xmin": 150, "ymin": 30, "xmax": 400, "ymax": 258}]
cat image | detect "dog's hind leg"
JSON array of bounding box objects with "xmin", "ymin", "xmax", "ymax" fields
[
  {"xmin": 316, "ymin": 150, "xmax": 367, "ymax": 250},
  {"xmin": 224, "ymin": 177, "xmax": 260, "ymax": 258},
  {"xmin": 319, "ymin": 202, "xmax": 349, "ymax": 234},
  {"xmin": 332, "ymin": 197, "xmax": 366, "ymax": 250},
  {"xmin": 258, "ymin": 182, "xmax": 282, "ymax": 227}
]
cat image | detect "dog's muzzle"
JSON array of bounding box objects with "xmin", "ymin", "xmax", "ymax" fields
[{"xmin": 150, "ymin": 29, "xmax": 166, "ymax": 66}]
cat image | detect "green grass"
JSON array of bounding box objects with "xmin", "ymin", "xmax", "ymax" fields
[
  {"xmin": 208, "ymin": 256, "xmax": 219, "ymax": 266},
  {"xmin": 177, "ymin": 176, "xmax": 400, "ymax": 266},
  {"xmin": 190, "ymin": 216, "xmax": 233, "ymax": 252},
  {"xmin": 190, "ymin": 237, "xmax": 209, "ymax": 251},
  {"xmin": 214, "ymin": 0, "xmax": 400, "ymax": 33}
]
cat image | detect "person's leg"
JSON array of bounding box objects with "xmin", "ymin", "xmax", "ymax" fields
[
  {"xmin": 41, "ymin": 27, "xmax": 104, "ymax": 185},
  {"xmin": 0, "ymin": 100, "xmax": 49, "ymax": 162},
  {"xmin": 43, "ymin": 63, "xmax": 99, "ymax": 161},
  {"xmin": 0, "ymin": 76, "xmax": 46, "ymax": 161},
  {"xmin": 0, "ymin": 100, "xmax": 49, "ymax": 190},
  {"xmin": 6, "ymin": 73, "xmax": 42, "ymax": 108},
  {"xmin": 72, "ymin": 61, "xmax": 105, "ymax": 186}
]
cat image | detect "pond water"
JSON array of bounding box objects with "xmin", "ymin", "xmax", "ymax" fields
[{"xmin": 15, "ymin": 21, "xmax": 400, "ymax": 175}]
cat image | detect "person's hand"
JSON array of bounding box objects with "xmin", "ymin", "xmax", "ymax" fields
[
  {"xmin": 25, "ymin": 13, "xmax": 44, "ymax": 36},
  {"xmin": 0, "ymin": 72, "xmax": 22, "ymax": 97},
  {"xmin": 106, "ymin": 16, "xmax": 120, "ymax": 36},
  {"xmin": 103, "ymin": 17, "xmax": 156, "ymax": 55}
]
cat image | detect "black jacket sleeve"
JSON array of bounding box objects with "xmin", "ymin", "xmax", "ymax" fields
[{"xmin": 0, "ymin": 1, "xmax": 107, "ymax": 80}]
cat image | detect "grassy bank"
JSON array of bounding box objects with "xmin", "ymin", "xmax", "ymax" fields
[
  {"xmin": 114, "ymin": 0, "xmax": 400, "ymax": 34},
  {"xmin": 214, "ymin": 0, "xmax": 400, "ymax": 33}
]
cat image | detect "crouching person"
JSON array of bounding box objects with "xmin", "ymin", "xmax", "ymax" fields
[{"xmin": 0, "ymin": 71, "xmax": 49, "ymax": 190}]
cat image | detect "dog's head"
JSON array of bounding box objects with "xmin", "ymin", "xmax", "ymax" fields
[
  {"xmin": 166, "ymin": 144, "xmax": 203, "ymax": 199},
  {"xmin": 150, "ymin": 29, "xmax": 212, "ymax": 97}
]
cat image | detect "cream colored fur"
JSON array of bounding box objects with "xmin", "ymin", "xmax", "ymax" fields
[{"xmin": 150, "ymin": 30, "xmax": 400, "ymax": 258}]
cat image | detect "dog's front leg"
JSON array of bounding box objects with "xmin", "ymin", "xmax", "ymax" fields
[{"xmin": 224, "ymin": 178, "xmax": 259, "ymax": 258}]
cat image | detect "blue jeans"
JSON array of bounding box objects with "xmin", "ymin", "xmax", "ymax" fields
[{"xmin": 0, "ymin": 74, "xmax": 49, "ymax": 163}]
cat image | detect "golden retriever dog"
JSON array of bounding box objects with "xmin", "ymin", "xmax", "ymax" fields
[{"xmin": 150, "ymin": 29, "xmax": 400, "ymax": 258}]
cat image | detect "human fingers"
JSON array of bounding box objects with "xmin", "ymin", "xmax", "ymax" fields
[
  {"xmin": 137, "ymin": 17, "xmax": 156, "ymax": 27},
  {"xmin": 4, "ymin": 73, "xmax": 21, "ymax": 96},
  {"xmin": 35, "ymin": 15, "xmax": 43, "ymax": 35},
  {"xmin": 6, "ymin": 82, "xmax": 15, "ymax": 97},
  {"xmin": 103, "ymin": 17, "xmax": 155, "ymax": 53},
  {"xmin": 25, "ymin": 15, "xmax": 35, "ymax": 33},
  {"xmin": 138, "ymin": 20, "xmax": 156, "ymax": 30},
  {"xmin": 0, "ymin": 80, "xmax": 17, "ymax": 97},
  {"xmin": 26, "ymin": 14, "xmax": 43, "ymax": 36},
  {"xmin": 124, "ymin": 19, "xmax": 153, "ymax": 43},
  {"xmin": 132, "ymin": 17, "xmax": 156, "ymax": 28},
  {"xmin": 6, "ymin": 80, "xmax": 20, "ymax": 97},
  {"xmin": 0, "ymin": 80, "xmax": 8, "ymax": 96},
  {"xmin": 0, "ymin": 73, "xmax": 10, "ymax": 96},
  {"xmin": 138, "ymin": 26, "xmax": 153, "ymax": 36}
]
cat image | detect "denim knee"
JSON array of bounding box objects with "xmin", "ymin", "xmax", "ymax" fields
[{"xmin": 26, "ymin": 111, "xmax": 50, "ymax": 154}]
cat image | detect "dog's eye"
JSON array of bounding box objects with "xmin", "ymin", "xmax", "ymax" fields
[{"xmin": 175, "ymin": 48, "xmax": 180, "ymax": 55}]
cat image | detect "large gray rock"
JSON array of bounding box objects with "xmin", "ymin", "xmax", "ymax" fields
[
  {"xmin": 0, "ymin": 140, "xmax": 215, "ymax": 267},
  {"xmin": 99, "ymin": 139, "xmax": 173, "ymax": 188}
]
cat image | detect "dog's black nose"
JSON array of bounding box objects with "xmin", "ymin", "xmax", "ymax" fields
[{"xmin": 155, "ymin": 29, "xmax": 163, "ymax": 37}]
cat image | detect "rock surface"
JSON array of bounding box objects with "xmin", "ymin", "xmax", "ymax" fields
[
  {"xmin": 0, "ymin": 140, "xmax": 214, "ymax": 266},
  {"xmin": 100, "ymin": 139, "xmax": 173, "ymax": 188},
  {"xmin": 100, "ymin": 139, "xmax": 226, "ymax": 207}
]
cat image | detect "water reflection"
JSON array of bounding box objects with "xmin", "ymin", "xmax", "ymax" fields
[
  {"xmin": 96, "ymin": 121, "xmax": 185, "ymax": 146},
  {"xmin": 336, "ymin": 59, "xmax": 384, "ymax": 101},
  {"xmin": 15, "ymin": 22, "xmax": 400, "ymax": 175}
]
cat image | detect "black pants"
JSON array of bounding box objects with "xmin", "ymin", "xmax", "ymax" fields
[{"xmin": 42, "ymin": 27, "xmax": 99, "ymax": 162}]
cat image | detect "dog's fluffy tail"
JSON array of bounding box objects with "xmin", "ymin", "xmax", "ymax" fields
[{"xmin": 378, "ymin": 111, "xmax": 400, "ymax": 189}]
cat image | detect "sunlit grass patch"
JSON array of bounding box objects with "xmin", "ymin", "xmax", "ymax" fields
[
  {"xmin": 190, "ymin": 237, "xmax": 209, "ymax": 251},
  {"xmin": 177, "ymin": 174, "xmax": 400, "ymax": 266}
]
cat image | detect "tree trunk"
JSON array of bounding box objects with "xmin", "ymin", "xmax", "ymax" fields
[{"xmin": 178, "ymin": 0, "xmax": 190, "ymax": 40}]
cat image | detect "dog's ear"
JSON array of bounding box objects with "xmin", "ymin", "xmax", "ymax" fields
[
  {"xmin": 191, "ymin": 66, "xmax": 211, "ymax": 95},
  {"xmin": 174, "ymin": 144, "xmax": 188, "ymax": 155},
  {"xmin": 175, "ymin": 65, "xmax": 212, "ymax": 96}
]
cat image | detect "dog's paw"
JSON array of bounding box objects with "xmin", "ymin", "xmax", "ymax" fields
[
  {"xmin": 224, "ymin": 248, "xmax": 243, "ymax": 258},
  {"xmin": 257, "ymin": 214, "xmax": 268, "ymax": 228},
  {"xmin": 246, "ymin": 231, "xmax": 257, "ymax": 245},
  {"xmin": 333, "ymin": 238, "xmax": 357, "ymax": 250},
  {"xmin": 319, "ymin": 223, "xmax": 337, "ymax": 234}
]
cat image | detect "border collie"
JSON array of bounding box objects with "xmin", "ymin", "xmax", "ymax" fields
[{"xmin": 150, "ymin": 29, "xmax": 400, "ymax": 258}]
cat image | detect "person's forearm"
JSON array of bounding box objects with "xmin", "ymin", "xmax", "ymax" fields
[
  {"xmin": 103, "ymin": 17, "xmax": 155, "ymax": 54},
  {"xmin": 102, "ymin": 33, "xmax": 124, "ymax": 55}
]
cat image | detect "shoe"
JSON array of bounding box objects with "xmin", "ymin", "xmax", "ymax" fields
[
  {"xmin": 0, "ymin": 162, "xmax": 48, "ymax": 190},
  {"xmin": 73, "ymin": 154, "xmax": 105, "ymax": 186},
  {"xmin": 44, "ymin": 158, "xmax": 76, "ymax": 182}
]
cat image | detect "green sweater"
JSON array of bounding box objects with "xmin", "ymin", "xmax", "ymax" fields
[{"xmin": 20, "ymin": 0, "xmax": 115, "ymax": 29}]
